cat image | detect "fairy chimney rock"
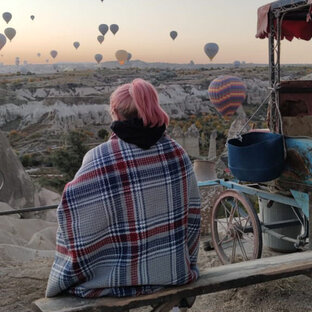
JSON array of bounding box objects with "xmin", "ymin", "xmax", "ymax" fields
[
  {"xmin": 227, "ymin": 112, "xmax": 250, "ymax": 140},
  {"xmin": 184, "ymin": 124, "xmax": 200, "ymax": 157},
  {"xmin": 0, "ymin": 130, "xmax": 35, "ymax": 209},
  {"xmin": 208, "ymin": 130, "xmax": 218, "ymax": 161},
  {"xmin": 171, "ymin": 125, "xmax": 184, "ymax": 147},
  {"xmin": 171, "ymin": 124, "xmax": 200, "ymax": 157}
]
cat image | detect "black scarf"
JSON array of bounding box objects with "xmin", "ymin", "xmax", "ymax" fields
[{"xmin": 110, "ymin": 118, "xmax": 166, "ymax": 149}]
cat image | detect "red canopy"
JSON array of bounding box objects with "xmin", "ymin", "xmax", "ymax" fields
[{"xmin": 256, "ymin": 0, "xmax": 312, "ymax": 40}]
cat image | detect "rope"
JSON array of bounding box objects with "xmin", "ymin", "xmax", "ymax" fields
[
  {"xmin": 234, "ymin": 84, "xmax": 287, "ymax": 160},
  {"xmin": 235, "ymin": 90, "xmax": 273, "ymax": 139},
  {"xmin": 273, "ymin": 85, "xmax": 288, "ymax": 159}
]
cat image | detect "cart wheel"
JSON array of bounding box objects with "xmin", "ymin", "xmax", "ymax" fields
[{"xmin": 211, "ymin": 190, "xmax": 262, "ymax": 264}]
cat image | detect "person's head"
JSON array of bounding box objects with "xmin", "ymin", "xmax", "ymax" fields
[{"xmin": 110, "ymin": 78, "xmax": 169, "ymax": 127}]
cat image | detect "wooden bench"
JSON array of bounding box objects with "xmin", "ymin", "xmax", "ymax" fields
[{"xmin": 32, "ymin": 251, "xmax": 312, "ymax": 312}]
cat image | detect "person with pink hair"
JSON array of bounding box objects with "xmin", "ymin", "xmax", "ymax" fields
[
  {"xmin": 46, "ymin": 78, "xmax": 201, "ymax": 309},
  {"xmin": 109, "ymin": 78, "xmax": 169, "ymax": 150}
]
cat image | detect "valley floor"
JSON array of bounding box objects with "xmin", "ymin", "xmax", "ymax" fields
[{"xmin": 1, "ymin": 239, "xmax": 312, "ymax": 312}]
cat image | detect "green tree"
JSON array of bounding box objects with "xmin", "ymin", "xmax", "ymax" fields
[
  {"xmin": 52, "ymin": 130, "xmax": 89, "ymax": 182},
  {"xmin": 20, "ymin": 154, "xmax": 31, "ymax": 167},
  {"xmin": 98, "ymin": 128, "xmax": 109, "ymax": 140}
]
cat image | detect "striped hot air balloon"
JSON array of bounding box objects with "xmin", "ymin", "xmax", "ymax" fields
[{"xmin": 208, "ymin": 75, "xmax": 246, "ymax": 119}]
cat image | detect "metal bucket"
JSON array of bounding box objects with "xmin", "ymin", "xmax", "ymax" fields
[
  {"xmin": 258, "ymin": 198, "xmax": 302, "ymax": 252},
  {"xmin": 228, "ymin": 132, "xmax": 285, "ymax": 182},
  {"xmin": 193, "ymin": 160, "xmax": 217, "ymax": 182}
]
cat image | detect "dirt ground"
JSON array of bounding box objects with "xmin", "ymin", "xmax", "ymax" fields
[{"xmin": 1, "ymin": 239, "xmax": 312, "ymax": 312}]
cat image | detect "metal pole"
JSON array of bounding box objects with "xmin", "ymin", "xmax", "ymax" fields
[
  {"xmin": 268, "ymin": 10, "xmax": 275, "ymax": 132},
  {"xmin": 309, "ymin": 192, "xmax": 312, "ymax": 250},
  {"xmin": 262, "ymin": 226, "xmax": 298, "ymax": 244},
  {"xmin": 0, "ymin": 204, "xmax": 58, "ymax": 216}
]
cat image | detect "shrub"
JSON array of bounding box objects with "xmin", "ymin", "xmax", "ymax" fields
[
  {"xmin": 20, "ymin": 153, "xmax": 43, "ymax": 167},
  {"xmin": 98, "ymin": 128, "xmax": 109, "ymax": 140},
  {"xmin": 20, "ymin": 154, "xmax": 31, "ymax": 167},
  {"xmin": 51, "ymin": 130, "xmax": 89, "ymax": 184}
]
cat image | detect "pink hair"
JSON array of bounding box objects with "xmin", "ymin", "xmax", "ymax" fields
[{"xmin": 110, "ymin": 78, "xmax": 169, "ymax": 127}]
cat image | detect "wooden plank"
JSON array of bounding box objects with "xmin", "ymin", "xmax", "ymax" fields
[{"xmin": 32, "ymin": 251, "xmax": 312, "ymax": 312}]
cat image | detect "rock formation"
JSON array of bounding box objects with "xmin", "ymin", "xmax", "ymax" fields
[
  {"xmin": 208, "ymin": 130, "xmax": 218, "ymax": 161},
  {"xmin": 171, "ymin": 124, "xmax": 200, "ymax": 157},
  {"xmin": 184, "ymin": 124, "xmax": 200, "ymax": 157},
  {"xmin": 0, "ymin": 130, "xmax": 35, "ymax": 209}
]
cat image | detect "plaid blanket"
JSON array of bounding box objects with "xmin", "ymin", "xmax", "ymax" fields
[{"xmin": 46, "ymin": 134, "xmax": 201, "ymax": 298}]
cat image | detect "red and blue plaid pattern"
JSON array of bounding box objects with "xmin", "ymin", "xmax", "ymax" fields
[{"xmin": 46, "ymin": 134, "xmax": 201, "ymax": 298}]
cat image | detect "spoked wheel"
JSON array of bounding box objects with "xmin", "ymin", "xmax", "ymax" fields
[{"xmin": 211, "ymin": 190, "xmax": 262, "ymax": 264}]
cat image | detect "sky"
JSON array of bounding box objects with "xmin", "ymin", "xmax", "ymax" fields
[{"xmin": 0, "ymin": 0, "xmax": 311, "ymax": 65}]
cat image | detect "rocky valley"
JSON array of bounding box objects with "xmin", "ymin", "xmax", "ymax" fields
[{"xmin": 0, "ymin": 65, "xmax": 272, "ymax": 153}]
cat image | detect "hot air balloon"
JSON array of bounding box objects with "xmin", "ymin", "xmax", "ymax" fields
[
  {"xmin": 204, "ymin": 42, "xmax": 219, "ymax": 61},
  {"xmin": 127, "ymin": 52, "xmax": 132, "ymax": 62},
  {"xmin": 30, "ymin": 15, "xmax": 35, "ymax": 20},
  {"xmin": 4, "ymin": 28, "xmax": 16, "ymax": 42},
  {"xmin": 115, "ymin": 50, "xmax": 128, "ymax": 65},
  {"xmin": 0, "ymin": 34, "xmax": 7, "ymax": 51},
  {"xmin": 94, "ymin": 53, "xmax": 103, "ymax": 64},
  {"xmin": 233, "ymin": 60, "xmax": 241, "ymax": 68},
  {"xmin": 73, "ymin": 41, "xmax": 80, "ymax": 49},
  {"xmin": 37, "ymin": 52, "xmax": 41, "ymax": 57},
  {"xmin": 170, "ymin": 31, "xmax": 178, "ymax": 40},
  {"xmin": 20, "ymin": 66, "xmax": 28, "ymax": 75},
  {"xmin": 208, "ymin": 75, "xmax": 246, "ymax": 119},
  {"xmin": 97, "ymin": 35, "xmax": 104, "ymax": 44},
  {"xmin": 2, "ymin": 12, "xmax": 12, "ymax": 24},
  {"xmin": 50, "ymin": 50, "xmax": 58, "ymax": 59},
  {"xmin": 99, "ymin": 24, "xmax": 108, "ymax": 36},
  {"xmin": 110, "ymin": 24, "xmax": 119, "ymax": 35}
]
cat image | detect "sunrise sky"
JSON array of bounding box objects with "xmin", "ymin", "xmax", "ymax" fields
[{"xmin": 0, "ymin": 0, "xmax": 311, "ymax": 65}]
